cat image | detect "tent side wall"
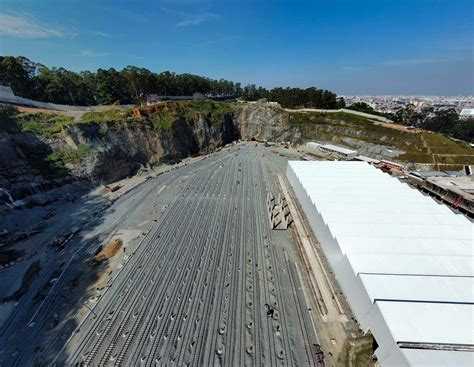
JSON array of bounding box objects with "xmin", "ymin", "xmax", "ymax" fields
[{"xmin": 285, "ymin": 163, "xmax": 374, "ymax": 327}]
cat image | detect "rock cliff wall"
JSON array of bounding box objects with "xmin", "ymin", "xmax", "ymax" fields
[
  {"xmin": 64, "ymin": 113, "xmax": 238, "ymax": 183},
  {"xmin": 0, "ymin": 104, "xmax": 401, "ymax": 206},
  {"xmin": 233, "ymin": 105, "xmax": 304, "ymax": 142},
  {"xmin": 0, "ymin": 133, "xmax": 52, "ymax": 203},
  {"xmin": 0, "ymin": 112, "xmax": 239, "ymax": 204}
]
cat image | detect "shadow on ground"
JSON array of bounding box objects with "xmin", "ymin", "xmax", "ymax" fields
[{"xmin": 0, "ymin": 184, "xmax": 132, "ymax": 366}]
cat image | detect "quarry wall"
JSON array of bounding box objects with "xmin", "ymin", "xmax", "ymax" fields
[{"xmin": 0, "ymin": 104, "xmax": 400, "ymax": 206}]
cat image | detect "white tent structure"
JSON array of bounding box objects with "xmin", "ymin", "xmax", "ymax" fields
[
  {"xmin": 306, "ymin": 142, "xmax": 358, "ymax": 159},
  {"xmin": 286, "ymin": 161, "xmax": 474, "ymax": 366}
]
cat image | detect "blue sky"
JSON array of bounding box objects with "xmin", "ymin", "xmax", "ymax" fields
[{"xmin": 0, "ymin": 0, "xmax": 472, "ymax": 95}]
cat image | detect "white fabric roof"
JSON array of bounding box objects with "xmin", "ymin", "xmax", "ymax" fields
[
  {"xmin": 319, "ymin": 143, "xmax": 358, "ymax": 155},
  {"xmin": 306, "ymin": 142, "xmax": 358, "ymax": 155},
  {"xmin": 401, "ymin": 349, "xmax": 474, "ymax": 367},
  {"xmin": 286, "ymin": 161, "xmax": 474, "ymax": 366},
  {"xmin": 355, "ymin": 155, "xmax": 380, "ymax": 163},
  {"xmin": 360, "ymin": 274, "xmax": 474, "ymax": 304},
  {"xmin": 377, "ymin": 301, "xmax": 474, "ymax": 345}
]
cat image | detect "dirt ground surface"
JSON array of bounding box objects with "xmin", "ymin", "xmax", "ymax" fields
[
  {"xmin": 14, "ymin": 106, "xmax": 69, "ymax": 115},
  {"xmin": 374, "ymin": 121, "xmax": 422, "ymax": 133},
  {"xmin": 91, "ymin": 238, "xmax": 123, "ymax": 265}
]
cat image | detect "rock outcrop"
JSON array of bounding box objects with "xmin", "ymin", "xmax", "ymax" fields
[
  {"xmin": 0, "ymin": 104, "xmax": 404, "ymax": 207},
  {"xmin": 233, "ymin": 105, "xmax": 310, "ymax": 143},
  {"xmin": 0, "ymin": 111, "xmax": 239, "ymax": 205},
  {"xmin": 0, "ymin": 132, "xmax": 59, "ymax": 204}
]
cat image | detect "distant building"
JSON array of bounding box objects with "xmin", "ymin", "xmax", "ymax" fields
[
  {"xmin": 459, "ymin": 108, "xmax": 474, "ymax": 118},
  {"xmin": 146, "ymin": 94, "xmax": 160, "ymax": 105},
  {"xmin": 375, "ymin": 160, "xmax": 405, "ymax": 173},
  {"xmin": 418, "ymin": 175, "xmax": 474, "ymax": 217},
  {"xmin": 307, "ymin": 142, "xmax": 358, "ymax": 160},
  {"xmin": 236, "ymin": 98, "xmax": 280, "ymax": 107},
  {"xmin": 145, "ymin": 92, "xmax": 207, "ymax": 106}
]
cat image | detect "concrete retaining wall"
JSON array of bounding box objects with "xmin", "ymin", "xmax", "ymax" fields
[{"xmin": 0, "ymin": 85, "xmax": 133, "ymax": 111}]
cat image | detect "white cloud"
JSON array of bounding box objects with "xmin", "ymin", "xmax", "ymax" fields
[
  {"xmin": 176, "ymin": 12, "xmax": 219, "ymax": 27},
  {"xmin": 0, "ymin": 13, "xmax": 73, "ymax": 38},
  {"xmin": 90, "ymin": 31, "xmax": 113, "ymax": 38},
  {"xmin": 81, "ymin": 50, "xmax": 109, "ymax": 57}
]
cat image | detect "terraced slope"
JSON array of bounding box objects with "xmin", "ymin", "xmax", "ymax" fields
[{"xmin": 287, "ymin": 111, "xmax": 474, "ymax": 169}]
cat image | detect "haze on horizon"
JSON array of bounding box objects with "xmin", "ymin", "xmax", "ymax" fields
[{"xmin": 0, "ymin": 0, "xmax": 473, "ymax": 96}]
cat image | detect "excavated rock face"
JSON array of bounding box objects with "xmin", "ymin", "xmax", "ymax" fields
[
  {"xmin": 65, "ymin": 122, "xmax": 168, "ymax": 183},
  {"xmin": 200, "ymin": 113, "xmax": 240, "ymax": 149},
  {"xmin": 67, "ymin": 113, "xmax": 239, "ymax": 184},
  {"xmin": 0, "ymin": 132, "xmax": 63, "ymax": 202},
  {"xmin": 233, "ymin": 105, "xmax": 302, "ymax": 142},
  {"xmin": 0, "ymin": 104, "xmax": 401, "ymax": 206},
  {"xmin": 0, "ymin": 111, "xmax": 241, "ymax": 204}
]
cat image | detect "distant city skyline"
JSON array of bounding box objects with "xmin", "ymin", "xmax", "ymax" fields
[
  {"xmin": 341, "ymin": 95, "xmax": 474, "ymax": 98},
  {"xmin": 342, "ymin": 95, "xmax": 474, "ymax": 113},
  {"xmin": 0, "ymin": 0, "xmax": 473, "ymax": 95}
]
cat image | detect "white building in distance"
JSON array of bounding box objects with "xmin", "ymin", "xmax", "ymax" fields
[
  {"xmin": 306, "ymin": 142, "xmax": 358, "ymax": 160},
  {"xmin": 460, "ymin": 108, "xmax": 474, "ymax": 118}
]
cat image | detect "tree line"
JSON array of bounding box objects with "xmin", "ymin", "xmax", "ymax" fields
[
  {"xmin": 239, "ymin": 85, "xmax": 345, "ymax": 109},
  {"xmin": 393, "ymin": 104, "xmax": 474, "ymax": 143},
  {"xmin": 349, "ymin": 102, "xmax": 474, "ymax": 143},
  {"xmin": 0, "ymin": 56, "xmax": 341, "ymax": 108}
]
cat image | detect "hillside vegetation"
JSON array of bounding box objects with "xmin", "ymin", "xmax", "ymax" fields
[
  {"xmin": 79, "ymin": 101, "xmax": 234, "ymax": 129},
  {"xmin": 288, "ymin": 111, "xmax": 474, "ymax": 169},
  {"xmin": 0, "ymin": 101, "xmax": 234, "ymax": 135},
  {"xmin": 2, "ymin": 103, "xmax": 472, "ymax": 173},
  {"xmin": 0, "ymin": 101, "xmax": 238, "ymax": 181},
  {"xmin": 0, "ymin": 106, "xmax": 74, "ymax": 136}
]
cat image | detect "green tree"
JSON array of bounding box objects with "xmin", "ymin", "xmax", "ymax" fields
[
  {"xmin": 421, "ymin": 109, "xmax": 459, "ymax": 135},
  {"xmin": 0, "ymin": 56, "xmax": 34, "ymax": 97},
  {"xmin": 335, "ymin": 97, "xmax": 346, "ymax": 108},
  {"xmin": 96, "ymin": 68, "xmax": 129, "ymax": 104},
  {"xmin": 453, "ymin": 117, "xmax": 474, "ymax": 142},
  {"xmin": 348, "ymin": 102, "xmax": 376, "ymax": 114},
  {"xmin": 0, "ymin": 55, "xmax": 345, "ymax": 109}
]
